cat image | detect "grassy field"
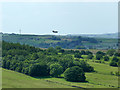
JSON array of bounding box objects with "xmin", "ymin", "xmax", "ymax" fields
[
  {"xmin": 42, "ymin": 61, "xmax": 118, "ymax": 88},
  {"xmin": 2, "ymin": 60, "xmax": 118, "ymax": 88},
  {"xmin": 2, "ymin": 68, "xmax": 73, "ymax": 88}
]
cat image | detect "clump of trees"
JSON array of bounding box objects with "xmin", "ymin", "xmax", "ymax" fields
[
  {"xmin": 64, "ymin": 66, "xmax": 86, "ymax": 82},
  {"xmin": 2, "ymin": 41, "xmax": 94, "ymax": 82},
  {"xmin": 50, "ymin": 63, "xmax": 63, "ymax": 77}
]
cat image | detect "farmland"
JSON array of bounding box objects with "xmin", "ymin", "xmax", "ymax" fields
[
  {"xmin": 2, "ymin": 33, "xmax": 118, "ymax": 49},
  {"xmin": 1, "ymin": 33, "xmax": 119, "ymax": 88}
]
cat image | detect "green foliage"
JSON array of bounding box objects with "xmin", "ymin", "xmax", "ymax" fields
[
  {"xmin": 74, "ymin": 53, "xmax": 82, "ymax": 58},
  {"xmin": 85, "ymin": 51, "xmax": 93, "ymax": 55},
  {"xmin": 107, "ymin": 49, "xmax": 116, "ymax": 56},
  {"xmin": 109, "ymin": 61, "xmax": 118, "ymax": 67},
  {"xmin": 50, "ymin": 63, "xmax": 63, "ymax": 77},
  {"xmin": 64, "ymin": 66, "xmax": 86, "ymax": 82},
  {"xmin": 81, "ymin": 50, "xmax": 86, "ymax": 55},
  {"xmin": 29, "ymin": 63, "xmax": 49, "ymax": 77},
  {"xmin": 112, "ymin": 56, "xmax": 119, "ymax": 62},
  {"xmin": 114, "ymin": 52, "xmax": 120, "ymax": 56},
  {"xmin": 87, "ymin": 54, "xmax": 94, "ymax": 59},
  {"xmin": 2, "ymin": 41, "xmax": 95, "ymax": 80},
  {"xmin": 96, "ymin": 54, "xmax": 103, "ymax": 60},
  {"xmin": 104, "ymin": 56, "xmax": 109, "ymax": 61},
  {"xmin": 96, "ymin": 51, "xmax": 105, "ymax": 56}
]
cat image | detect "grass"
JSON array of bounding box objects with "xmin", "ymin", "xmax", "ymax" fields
[
  {"xmin": 2, "ymin": 57, "xmax": 119, "ymax": 88},
  {"xmin": 36, "ymin": 60, "xmax": 118, "ymax": 88},
  {"xmin": 2, "ymin": 68, "xmax": 73, "ymax": 88}
]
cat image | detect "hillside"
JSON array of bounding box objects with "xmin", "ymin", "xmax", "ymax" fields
[
  {"xmin": 2, "ymin": 33, "xmax": 118, "ymax": 49},
  {"xmin": 2, "ymin": 61, "xmax": 118, "ymax": 88},
  {"xmin": 69, "ymin": 32, "xmax": 119, "ymax": 39},
  {"xmin": 2, "ymin": 41, "xmax": 119, "ymax": 88},
  {"xmin": 2, "ymin": 68, "xmax": 73, "ymax": 88}
]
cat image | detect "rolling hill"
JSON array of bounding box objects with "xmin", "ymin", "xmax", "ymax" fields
[{"xmin": 2, "ymin": 33, "xmax": 118, "ymax": 49}]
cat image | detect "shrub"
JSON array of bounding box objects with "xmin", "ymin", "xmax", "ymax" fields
[
  {"xmin": 114, "ymin": 52, "xmax": 120, "ymax": 57},
  {"xmin": 96, "ymin": 54, "xmax": 103, "ymax": 60},
  {"xmin": 87, "ymin": 54, "xmax": 93, "ymax": 59},
  {"xmin": 81, "ymin": 50, "xmax": 86, "ymax": 55},
  {"xmin": 74, "ymin": 53, "xmax": 82, "ymax": 58},
  {"xmin": 104, "ymin": 56, "xmax": 109, "ymax": 61},
  {"xmin": 107, "ymin": 49, "xmax": 116, "ymax": 56},
  {"xmin": 64, "ymin": 66, "xmax": 86, "ymax": 82},
  {"xmin": 112, "ymin": 56, "xmax": 119, "ymax": 62},
  {"xmin": 50, "ymin": 63, "xmax": 63, "ymax": 77},
  {"xmin": 96, "ymin": 51, "xmax": 105, "ymax": 56},
  {"xmin": 109, "ymin": 61, "xmax": 118, "ymax": 67},
  {"xmin": 86, "ymin": 51, "xmax": 93, "ymax": 55}
]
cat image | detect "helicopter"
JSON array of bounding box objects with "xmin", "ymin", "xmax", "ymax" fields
[{"xmin": 52, "ymin": 30, "xmax": 58, "ymax": 33}]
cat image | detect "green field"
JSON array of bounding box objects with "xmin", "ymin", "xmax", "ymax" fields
[
  {"xmin": 2, "ymin": 60, "xmax": 118, "ymax": 88},
  {"xmin": 2, "ymin": 68, "xmax": 72, "ymax": 88},
  {"xmin": 2, "ymin": 34, "xmax": 118, "ymax": 49}
]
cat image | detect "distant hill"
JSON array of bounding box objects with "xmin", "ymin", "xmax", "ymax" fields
[
  {"xmin": 2, "ymin": 33, "xmax": 118, "ymax": 49},
  {"xmin": 68, "ymin": 32, "xmax": 119, "ymax": 39}
]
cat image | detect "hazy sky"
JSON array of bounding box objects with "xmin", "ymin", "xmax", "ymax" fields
[{"xmin": 1, "ymin": 2, "xmax": 118, "ymax": 35}]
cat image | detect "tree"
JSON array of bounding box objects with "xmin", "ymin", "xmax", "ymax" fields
[
  {"xmin": 81, "ymin": 50, "xmax": 86, "ymax": 55},
  {"xmin": 75, "ymin": 60, "xmax": 94, "ymax": 72},
  {"xmin": 114, "ymin": 52, "xmax": 120, "ymax": 57},
  {"xmin": 107, "ymin": 49, "xmax": 116, "ymax": 56},
  {"xmin": 50, "ymin": 63, "xmax": 63, "ymax": 77},
  {"xmin": 112, "ymin": 56, "xmax": 119, "ymax": 62},
  {"xmin": 64, "ymin": 66, "xmax": 86, "ymax": 82},
  {"xmin": 96, "ymin": 51, "xmax": 105, "ymax": 56},
  {"xmin": 96, "ymin": 54, "xmax": 103, "ymax": 60},
  {"xmin": 109, "ymin": 61, "xmax": 118, "ymax": 67},
  {"xmin": 86, "ymin": 51, "xmax": 93, "ymax": 55},
  {"xmin": 74, "ymin": 53, "xmax": 82, "ymax": 58},
  {"xmin": 104, "ymin": 56, "xmax": 109, "ymax": 61},
  {"xmin": 29, "ymin": 63, "xmax": 49, "ymax": 77},
  {"xmin": 87, "ymin": 54, "xmax": 93, "ymax": 59}
]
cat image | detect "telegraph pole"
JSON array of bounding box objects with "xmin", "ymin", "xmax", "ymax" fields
[{"xmin": 19, "ymin": 29, "xmax": 21, "ymax": 35}]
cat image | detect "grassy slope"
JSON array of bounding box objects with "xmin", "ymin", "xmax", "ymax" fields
[
  {"xmin": 43, "ymin": 61, "xmax": 118, "ymax": 88},
  {"xmin": 2, "ymin": 69, "xmax": 72, "ymax": 88},
  {"xmin": 2, "ymin": 59, "xmax": 118, "ymax": 88}
]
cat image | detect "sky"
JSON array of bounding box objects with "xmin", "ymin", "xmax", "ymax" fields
[{"xmin": 1, "ymin": 2, "xmax": 118, "ymax": 35}]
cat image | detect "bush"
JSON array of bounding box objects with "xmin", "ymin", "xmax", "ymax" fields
[
  {"xmin": 96, "ymin": 54, "xmax": 103, "ymax": 60},
  {"xmin": 104, "ymin": 56, "xmax": 109, "ymax": 61},
  {"xmin": 50, "ymin": 63, "xmax": 63, "ymax": 77},
  {"xmin": 86, "ymin": 51, "xmax": 93, "ymax": 55},
  {"xmin": 81, "ymin": 50, "xmax": 86, "ymax": 55},
  {"xmin": 109, "ymin": 61, "xmax": 118, "ymax": 67},
  {"xmin": 64, "ymin": 66, "xmax": 86, "ymax": 82},
  {"xmin": 107, "ymin": 49, "xmax": 116, "ymax": 56},
  {"xmin": 74, "ymin": 53, "xmax": 82, "ymax": 58},
  {"xmin": 87, "ymin": 54, "xmax": 93, "ymax": 59},
  {"xmin": 114, "ymin": 52, "xmax": 120, "ymax": 56},
  {"xmin": 96, "ymin": 51, "xmax": 105, "ymax": 56},
  {"xmin": 112, "ymin": 56, "xmax": 119, "ymax": 62}
]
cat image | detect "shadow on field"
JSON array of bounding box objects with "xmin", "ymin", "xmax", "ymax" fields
[{"xmin": 33, "ymin": 76, "xmax": 52, "ymax": 79}]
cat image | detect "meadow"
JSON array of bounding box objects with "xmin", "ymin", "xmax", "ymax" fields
[{"xmin": 2, "ymin": 59, "xmax": 118, "ymax": 88}]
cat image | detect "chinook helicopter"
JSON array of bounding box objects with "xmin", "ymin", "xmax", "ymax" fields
[{"xmin": 52, "ymin": 30, "xmax": 58, "ymax": 33}]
